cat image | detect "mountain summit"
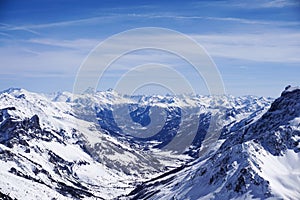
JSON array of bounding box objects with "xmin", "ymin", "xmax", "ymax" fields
[{"xmin": 127, "ymin": 87, "xmax": 300, "ymax": 200}]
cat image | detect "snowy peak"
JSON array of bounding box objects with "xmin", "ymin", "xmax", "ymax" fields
[
  {"xmin": 0, "ymin": 87, "xmax": 299, "ymax": 199},
  {"xmin": 0, "ymin": 88, "xmax": 192, "ymax": 199},
  {"xmin": 125, "ymin": 87, "xmax": 300, "ymax": 200},
  {"xmin": 244, "ymin": 87, "xmax": 300, "ymax": 155},
  {"xmin": 1, "ymin": 87, "xmax": 24, "ymax": 94},
  {"xmin": 281, "ymin": 85, "xmax": 300, "ymax": 96}
]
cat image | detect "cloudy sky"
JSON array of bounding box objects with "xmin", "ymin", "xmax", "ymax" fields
[{"xmin": 0, "ymin": 0, "xmax": 300, "ymax": 97}]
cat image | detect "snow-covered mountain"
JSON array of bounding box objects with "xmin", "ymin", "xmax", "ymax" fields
[
  {"xmin": 0, "ymin": 88, "xmax": 188, "ymax": 199},
  {"xmin": 0, "ymin": 87, "xmax": 299, "ymax": 199},
  {"xmin": 125, "ymin": 87, "xmax": 300, "ymax": 200}
]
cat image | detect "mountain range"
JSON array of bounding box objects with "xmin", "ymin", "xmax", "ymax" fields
[{"xmin": 0, "ymin": 87, "xmax": 299, "ymax": 200}]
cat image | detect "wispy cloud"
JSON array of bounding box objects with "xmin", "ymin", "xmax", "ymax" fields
[
  {"xmin": 125, "ymin": 14, "xmax": 300, "ymax": 27},
  {"xmin": 0, "ymin": 23, "xmax": 40, "ymax": 35},
  {"xmin": 0, "ymin": 32, "xmax": 12, "ymax": 37},
  {"xmin": 249, "ymin": 0, "xmax": 298, "ymax": 8},
  {"xmin": 0, "ymin": 46, "xmax": 84, "ymax": 77},
  {"xmin": 27, "ymin": 38, "xmax": 100, "ymax": 50},
  {"xmin": 1, "ymin": 12, "xmax": 299, "ymax": 37},
  {"xmin": 193, "ymin": 32, "xmax": 300, "ymax": 63},
  {"xmin": 0, "ymin": 15, "xmax": 117, "ymax": 34},
  {"xmin": 194, "ymin": 0, "xmax": 299, "ymax": 9},
  {"xmin": 202, "ymin": 16, "xmax": 300, "ymax": 26},
  {"xmin": 1, "ymin": 30, "xmax": 299, "ymax": 81}
]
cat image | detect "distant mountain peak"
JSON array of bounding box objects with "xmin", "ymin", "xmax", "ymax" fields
[
  {"xmin": 1, "ymin": 87, "xmax": 24, "ymax": 94},
  {"xmin": 82, "ymin": 87, "xmax": 95, "ymax": 94}
]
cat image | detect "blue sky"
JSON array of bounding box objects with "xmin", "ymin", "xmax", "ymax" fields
[{"xmin": 0, "ymin": 0, "xmax": 300, "ymax": 97}]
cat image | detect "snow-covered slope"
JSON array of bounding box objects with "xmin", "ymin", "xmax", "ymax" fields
[
  {"xmin": 126, "ymin": 88, "xmax": 300, "ymax": 200},
  {"xmin": 3, "ymin": 87, "xmax": 296, "ymax": 200},
  {"xmin": 72, "ymin": 90, "xmax": 272, "ymax": 155},
  {"xmin": 0, "ymin": 88, "xmax": 188, "ymax": 199}
]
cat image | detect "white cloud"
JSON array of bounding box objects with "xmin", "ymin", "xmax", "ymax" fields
[
  {"xmin": 191, "ymin": 0, "xmax": 298, "ymax": 9},
  {"xmin": 202, "ymin": 17, "xmax": 300, "ymax": 26},
  {"xmin": 193, "ymin": 33, "xmax": 300, "ymax": 63},
  {"xmin": 2, "ymin": 11, "xmax": 299, "ymax": 36},
  {"xmin": 0, "ymin": 23, "xmax": 40, "ymax": 35},
  {"xmin": 257, "ymin": 0, "xmax": 297, "ymax": 8},
  {"xmin": 0, "ymin": 46, "xmax": 85, "ymax": 77},
  {"xmin": 1, "ymin": 17, "xmax": 102, "ymax": 31},
  {"xmin": 1, "ymin": 30, "xmax": 299, "ymax": 81},
  {"xmin": 125, "ymin": 14, "xmax": 300, "ymax": 26},
  {"xmin": 27, "ymin": 38, "xmax": 100, "ymax": 50}
]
